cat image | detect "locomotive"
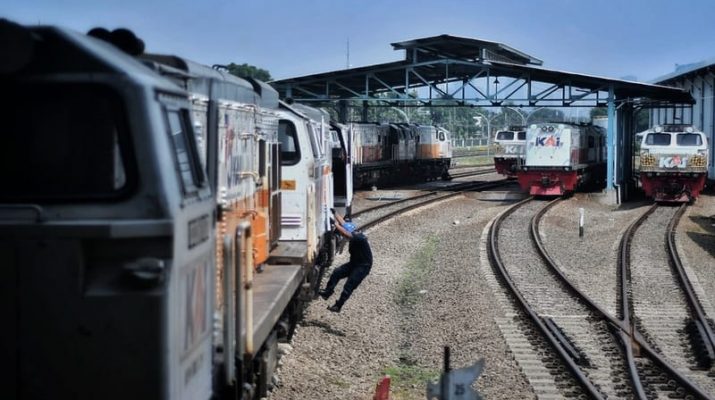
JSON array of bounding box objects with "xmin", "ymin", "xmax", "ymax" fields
[
  {"xmin": 0, "ymin": 20, "xmax": 352, "ymax": 400},
  {"xmin": 637, "ymin": 124, "xmax": 709, "ymax": 202},
  {"xmin": 351, "ymin": 122, "xmax": 452, "ymax": 188},
  {"xmin": 517, "ymin": 122, "xmax": 606, "ymax": 196},
  {"xmin": 492, "ymin": 125, "xmax": 526, "ymax": 178}
]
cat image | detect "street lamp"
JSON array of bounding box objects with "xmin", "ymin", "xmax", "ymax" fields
[
  {"xmin": 473, "ymin": 112, "xmax": 501, "ymax": 157},
  {"xmin": 505, "ymin": 107, "xmax": 526, "ymax": 126},
  {"xmin": 525, "ymin": 107, "xmax": 547, "ymax": 125},
  {"xmin": 390, "ymin": 107, "xmax": 410, "ymax": 123}
]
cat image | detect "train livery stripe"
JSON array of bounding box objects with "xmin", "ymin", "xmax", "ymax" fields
[{"xmin": 281, "ymin": 180, "xmax": 296, "ymax": 190}]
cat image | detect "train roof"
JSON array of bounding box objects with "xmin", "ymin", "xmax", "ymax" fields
[
  {"xmin": 641, "ymin": 124, "xmax": 704, "ymax": 133},
  {"xmin": 0, "ymin": 20, "xmax": 181, "ymax": 94},
  {"xmin": 141, "ymin": 54, "xmax": 279, "ymax": 109},
  {"xmin": 287, "ymin": 103, "xmax": 331, "ymax": 123}
]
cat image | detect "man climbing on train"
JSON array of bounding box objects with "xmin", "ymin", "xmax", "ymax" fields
[{"xmin": 318, "ymin": 209, "xmax": 373, "ymax": 313}]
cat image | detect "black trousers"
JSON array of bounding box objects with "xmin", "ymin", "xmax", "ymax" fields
[{"xmin": 323, "ymin": 261, "xmax": 371, "ymax": 307}]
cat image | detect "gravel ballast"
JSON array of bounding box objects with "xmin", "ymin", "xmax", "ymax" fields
[
  {"xmin": 268, "ymin": 188, "xmax": 715, "ymax": 400},
  {"xmin": 268, "ymin": 191, "xmax": 533, "ymax": 400}
]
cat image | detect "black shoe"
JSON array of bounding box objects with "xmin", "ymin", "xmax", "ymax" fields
[
  {"xmin": 327, "ymin": 304, "xmax": 342, "ymax": 313},
  {"xmin": 318, "ymin": 290, "xmax": 331, "ymax": 300}
]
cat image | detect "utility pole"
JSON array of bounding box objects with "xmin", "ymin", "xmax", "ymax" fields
[{"xmin": 346, "ymin": 38, "xmax": 350, "ymax": 69}]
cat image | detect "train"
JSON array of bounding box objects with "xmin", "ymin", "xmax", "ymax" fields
[
  {"xmin": 517, "ymin": 122, "xmax": 606, "ymax": 196},
  {"xmin": 492, "ymin": 125, "xmax": 526, "ymax": 178},
  {"xmin": 350, "ymin": 122, "xmax": 453, "ymax": 188},
  {"xmin": 0, "ymin": 20, "xmax": 352, "ymax": 400},
  {"xmin": 636, "ymin": 124, "xmax": 709, "ymax": 202}
]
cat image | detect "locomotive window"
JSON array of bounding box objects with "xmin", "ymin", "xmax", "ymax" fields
[
  {"xmin": 676, "ymin": 133, "xmax": 703, "ymax": 146},
  {"xmin": 0, "ymin": 83, "xmax": 136, "ymax": 202},
  {"xmin": 258, "ymin": 139, "xmax": 267, "ymax": 180},
  {"xmin": 278, "ymin": 120, "xmax": 300, "ymax": 165},
  {"xmin": 166, "ymin": 109, "xmax": 205, "ymax": 197},
  {"xmin": 517, "ymin": 131, "xmax": 526, "ymax": 141},
  {"xmin": 588, "ymin": 136, "xmax": 595, "ymax": 148},
  {"xmin": 645, "ymin": 133, "xmax": 671, "ymax": 146},
  {"xmin": 496, "ymin": 131, "xmax": 514, "ymax": 140},
  {"xmin": 306, "ymin": 123, "xmax": 321, "ymax": 158}
]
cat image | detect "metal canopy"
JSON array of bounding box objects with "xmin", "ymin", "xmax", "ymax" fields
[
  {"xmin": 271, "ymin": 34, "xmax": 693, "ymax": 107},
  {"xmin": 391, "ymin": 34, "xmax": 543, "ymax": 66}
]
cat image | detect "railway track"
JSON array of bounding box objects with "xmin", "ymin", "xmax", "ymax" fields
[
  {"xmin": 487, "ymin": 198, "xmax": 715, "ymax": 399},
  {"xmin": 622, "ymin": 204, "xmax": 715, "ymax": 396},
  {"xmin": 448, "ymin": 168, "xmax": 497, "ymax": 179},
  {"xmin": 351, "ymin": 178, "xmax": 511, "ymax": 231}
]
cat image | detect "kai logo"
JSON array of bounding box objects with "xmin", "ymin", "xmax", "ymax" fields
[
  {"xmin": 504, "ymin": 145, "xmax": 518, "ymax": 154},
  {"xmin": 535, "ymin": 135, "xmax": 561, "ymax": 147},
  {"xmin": 659, "ymin": 155, "xmax": 688, "ymax": 168}
]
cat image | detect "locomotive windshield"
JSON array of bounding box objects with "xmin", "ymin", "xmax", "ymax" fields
[
  {"xmin": 645, "ymin": 133, "xmax": 671, "ymax": 146},
  {"xmin": 496, "ymin": 131, "xmax": 514, "ymax": 140},
  {"xmin": 676, "ymin": 133, "xmax": 703, "ymax": 146},
  {"xmin": 517, "ymin": 131, "xmax": 526, "ymax": 140},
  {"xmin": 0, "ymin": 83, "xmax": 134, "ymax": 202}
]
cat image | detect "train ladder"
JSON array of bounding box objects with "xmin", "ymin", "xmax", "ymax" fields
[{"xmin": 373, "ymin": 376, "xmax": 391, "ymax": 400}]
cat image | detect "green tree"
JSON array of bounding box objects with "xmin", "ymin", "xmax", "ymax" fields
[
  {"xmin": 226, "ymin": 63, "xmax": 272, "ymax": 82},
  {"xmin": 590, "ymin": 107, "xmax": 607, "ymax": 119}
]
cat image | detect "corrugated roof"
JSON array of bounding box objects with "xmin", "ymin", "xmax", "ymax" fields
[
  {"xmin": 391, "ymin": 34, "xmax": 543, "ymax": 66},
  {"xmin": 651, "ymin": 57, "xmax": 715, "ymax": 84}
]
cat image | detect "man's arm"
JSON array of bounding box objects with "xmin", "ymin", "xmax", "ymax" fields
[
  {"xmin": 334, "ymin": 211, "xmax": 346, "ymax": 225},
  {"xmin": 331, "ymin": 209, "xmax": 353, "ymax": 239}
]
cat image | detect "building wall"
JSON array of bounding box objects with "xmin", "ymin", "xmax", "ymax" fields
[{"xmin": 652, "ymin": 72, "xmax": 715, "ymax": 179}]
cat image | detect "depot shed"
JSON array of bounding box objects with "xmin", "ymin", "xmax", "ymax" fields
[{"xmin": 652, "ymin": 60, "xmax": 715, "ymax": 179}]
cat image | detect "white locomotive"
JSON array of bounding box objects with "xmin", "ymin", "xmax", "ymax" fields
[
  {"xmin": 493, "ymin": 125, "xmax": 526, "ymax": 178},
  {"xmin": 517, "ymin": 123, "xmax": 606, "ymax": 195},
  {"xmin": 637, "ymin": 124, "xmax": 709, "ymax": 202}
]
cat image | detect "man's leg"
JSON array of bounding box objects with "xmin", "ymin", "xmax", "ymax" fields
[
  {"xmin": 320, "ymin": 262, "xmax": 352, "ymax": 299},
  {"xmin": 331, "ymin": 265, "xmax": 370, "ymax": 311}
]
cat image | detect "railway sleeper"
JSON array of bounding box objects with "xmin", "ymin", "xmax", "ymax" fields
[
  {"xmin": 685, "ymin": 319, "xmax": 715, "ymax": 369},
  {"xmin": 542, "ymin": 317, "xmax": 591, "ymax": 368}
]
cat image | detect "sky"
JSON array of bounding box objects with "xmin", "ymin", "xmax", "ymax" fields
[{"xmin": 4, "ymin": 0, "xmax": 715, "ymax": 82}]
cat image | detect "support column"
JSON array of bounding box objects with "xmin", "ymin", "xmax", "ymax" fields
[
  {"xmin": 362, "ymin": 100, "xmax": 368, "ymax": 122},
  {"xmin": 619, "ymin": 104, "xmax": 635, "ymax": 201},
  {"xmin": 606, "ymin": 86, "xmax": 618, "ymax": 203},
  {"xmin": 338, "ymin": 100, "xmax": 348, "ymax": 124}
]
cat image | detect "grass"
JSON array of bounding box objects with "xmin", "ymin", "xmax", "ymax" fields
[
  {"xmin": 385, "ymin": 235, "xmax": 442, "ymax": 399},
  {"xmin": 327, "ymin": 376, "xmax": 351, "ymax": 388},
  {"xmin": 382, "ymin": 363, "xmax": 440, "ymax": 398},
  {"xmin": 395, "ymin": 235, "xmax": 438, "ymax": 308}
]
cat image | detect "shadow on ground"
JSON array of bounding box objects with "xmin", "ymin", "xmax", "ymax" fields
[{"xmin": 301, "ymin": 319, "xmax": 346, "ymax": 337}]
